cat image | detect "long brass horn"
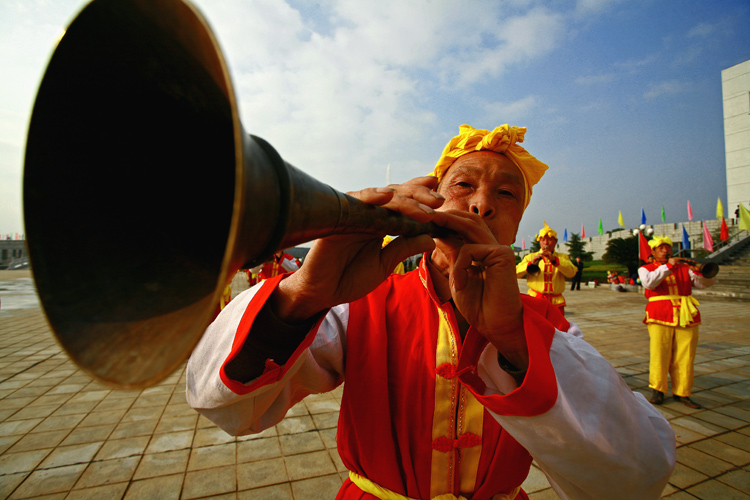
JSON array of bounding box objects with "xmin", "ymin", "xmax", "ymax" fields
[{"xmin": 23, "ymin": 0, "xmax": 446, "ymax": 389}]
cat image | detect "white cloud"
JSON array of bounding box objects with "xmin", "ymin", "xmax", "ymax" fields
[{"xmin": 643, "ymin": 80, "xmax": 691, "ymax": 99}]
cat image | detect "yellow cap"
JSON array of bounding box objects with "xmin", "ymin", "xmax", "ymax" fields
[
  {"xmin": 648, "ymin": 235, "xmax": 673, "ymax": 249},
  {"xmin": 536, "ymin": 221, "xmax": 557, "ymax": 241},
  {"xmin": 432, "ymin": 124, "xmax": 549, "ymax": 209}
]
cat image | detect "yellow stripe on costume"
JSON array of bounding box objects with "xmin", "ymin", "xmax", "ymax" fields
[
  {"xmin": 648, "ymin": 295, "xmax": 700, "ymax": 327},
  {"xmin": 349, "ymin": 471, "xmax": 520, "ymax": 500}
]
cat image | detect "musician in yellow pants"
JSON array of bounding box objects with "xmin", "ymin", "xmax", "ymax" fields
[{"xmin": 637, "ymin": 236, "xmax": 715, "ymax": 408}]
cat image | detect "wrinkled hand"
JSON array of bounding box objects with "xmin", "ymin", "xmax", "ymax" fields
[
  {"xmin": 433, "ymin": 212, "xmax": 528, "ymax": 369},
  {"xmin": 271, "ymin": 177, "xmax": 446, "ymax": 322}
]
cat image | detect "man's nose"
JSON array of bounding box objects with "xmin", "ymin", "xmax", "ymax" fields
[{"xmin": 470, "ymin": 194, "xmax": 495, "ymax": 218}]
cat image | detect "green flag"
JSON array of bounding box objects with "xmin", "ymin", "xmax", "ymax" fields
[
  {"xmin": 740, "ymin": 204, "xmax": 750, "ymax": 231},
  {"xmin": 661, "ymin": 205, "xmax": 666, "ymax": 222},
  {"xmin": 598, "ymin": 218, "xmax": 603, "ymax": 235}
]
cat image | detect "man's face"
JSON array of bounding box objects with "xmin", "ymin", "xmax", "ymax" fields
[
  {"xmin": 539, "ymin": 235, "xmax": 557, "ymax": 252},
  {"xmin": 436, "ymin": 151, "xmax": 525, "ymax": 245},
  {"xmin": 652, "ymin": 244, "xmax": 672, "ymax": 263}
]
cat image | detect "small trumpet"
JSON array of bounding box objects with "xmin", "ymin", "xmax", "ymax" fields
[
  {"xmin": 675, "ymin": 258, "xmax": 719, "ymax": 279},
  {"xmin": 526, "ymin": 263, "xmax": 541, "ymax": 277}
]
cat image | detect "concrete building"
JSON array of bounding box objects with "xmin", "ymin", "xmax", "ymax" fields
[
  {"xmin": 0, "ymin": 239, "xmax": 27, "ymax": 269},
  {"xmin": 723, "ymin": 59, "xmax": 750, "ymax": 215}
]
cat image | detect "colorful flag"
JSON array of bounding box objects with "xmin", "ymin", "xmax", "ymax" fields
[
  {"xmin": 522, "ymin": 237, "xmax": 525, "ymax": 250},
  {"xmin": 641, "ymin": 208, "xmax": 646, "ymax": 225},
  {"xmin": 739, "ymin": 204, "xmax": 750, "ymax": 231},
  {"xmin": 582, "ymin": 224, "xmax": 586, "ymax": 238},
  {"xmin": 618, "ymin": 211, "xmax": 625, "ymax": 228},
  {"xmin": 687, "ymin": 200, "xmax": 693, "ymax": 221},
  {"xmin": 638, "ymin": 232, "xmax": 652, "ymax": 262},
  {"xmin": 702, "ymin": 221, "xmax": 714, "ymax": 253},
  {"xmin": 563, "ymin": 228, "xmax": 568, "ymax": 242},
  {"xmin": 661, "ymin": 205, "xmax": 666, "ymax": 222},
  {"xmin": 721, "ymin": 217, "xmax": 729, "ymax": 241},
  {"xmin": 598, "ymin": 218, "xmax": 603, "ymax": 235},
  {"xmin": 716, "ymin": 197, "xmax": 724, "ymax": 219},
  {"xmin": 682, "ymin": 225, "xmax": 690, "ymax": 250}
]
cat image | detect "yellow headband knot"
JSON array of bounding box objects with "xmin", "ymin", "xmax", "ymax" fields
[
  {"xmin": 536, "ymin": 221, "xmax": 557, "ymax": 241},
  {"xmin": 648, "ymin": 235, "xmax": 673, "ymax": 250},
  {"xmin": 432, "ymin": 124, "xmax": 549, "ymax": 209}
]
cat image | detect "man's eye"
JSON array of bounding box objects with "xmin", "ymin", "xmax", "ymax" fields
[{"xmin": 456, "ymin": 182, "xmax": 472, "ymax": 188}]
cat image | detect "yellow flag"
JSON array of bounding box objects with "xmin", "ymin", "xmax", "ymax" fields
[
  {"xmin": 618, "ymin": 211, "xmax": 624, "ymax": 228},
  {"xmin": 716, "ymin": 197, "xmax": 724, "ymax": 219},
  {"xmin": 740, "ymin": 204, "xmax": 750, "ymax": 231}
]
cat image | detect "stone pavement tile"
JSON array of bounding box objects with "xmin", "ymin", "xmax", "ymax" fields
[
  {"xmin": 9, "ymin": 462, "xmax": 86, "ymax": 498},
  {"xmin": 110, "ymin": 418, "xmax": 159, "ymax": 440},
  {"xmin": 521, "ymin": 465, "xmax": 552, "ymax": 494},
  {"xmin": 145, "ymin": 429, "xmax": 194, "ymax": 454},
  {"xmin": 123, "ymin": 472, "xmax": 184, "ymax": 500},
  {"xmin": 715, "ymin": 431, "xmax": 750, "ymax": 453},
  {"xmin": 312, "ymin": 411, "xmax": 340, "ymax": 430},
  {"xmin": 182, "ymin": 464, "xmax": 236, "ymax": 499},
  {"xmin": 7, "ymin": 429, "xmax": 69, "ymax": 453},
  {"xmin": 193, "ymin": 426, "xmax": 234, "ymax": 448},
  {"xmin": 328, "ymin": 447, "xmax": 346, "ymax": 473},
  {"xmin": 285, "ymin": 401, "xmax": 310, "ymax": 417},
  {"xmin": 237, "ymin": 437, "xmax": 282, "ymax": 463},
  {"xmin": 672, "ymin": 423, "xmax": 713, "ymax": 445},
  {"xmin": 0, "ymin": 418, "xmax": 43, "ymax": 436},
  {"xmin": 121, "ymin": 405, "xmax": 164, "ymax": 423},
  {"xmin": 0, "ymin": 473, "xmax": 27, "ymax": 500},
  {"xmin": 238, "ymin": 483, "xmax": 292, "ymax": 500},
  {"xmin": 0, "ymin": 435, "xmax": 21, "ymax": 454},
  {"xmin": 6, "ymin": 404, "xmax": 60, "ymax": 421},
  {"xmin": 95, "ymin": 436, "xmax": 150, "ymax": 461},
  {"xmin": 236, "ymin": 425, "xmax": 276, "ymax": 441},
  {"xmin": 162, "ymin": 402, "xmax": 196, "ymax": 419},
  {"xmin": 676, "ymin": 446, "xmax": 735, "ymax": 477},
  {"xmin": 693, "ymin": 410, "xmax": 748, "ymax": 430},
  {"xmin": 187, "ymin": 442, "xmax": 236, "ymax": 471},
  {"xmin": 0, "ymin": 449, "xmax": 50, "ymax": 474},
  {"xmin": 527, "ymin": 488, "xmax": 560, "ymax": 499},
  {"xmin": 155, "ymin": 414, "xmax": 198, "ymax": 434},
  {"xmin": 66, "ymin": 482, "xmax": 129, "ymax": 500},
  {"xmin": 662, "ymin": 491, "xmax": 703, "ymax": 499},
  {"xmin": 73, "ymin": 455, "xmax": 140, "ymax": 489},
  {"xmin": 78, "ymin": 408, "xmax": 127, "ymax": 427},
  {"xmin": 690, "ymin": 437, "xmax": 750, "ymax": 466},
  {"xmin": 131, "ymin": 393, "xmax": 171, "ymax": 409},
  {"xmin": 717, "ymin": 468, "xmax": 750, "ymax": 494},
  {"xmin": 668, "ymin": 462, "xmax": 709, "ymax": 489},
  {"xmin": 51, "ymin": 400, "xmax": 99, "ymax": 417},
  {"xmin": 290, "ymin": 473, "xmax": 343, "ymax": 499},
  {"xmin": 133, "ymin": 449, "xmax": 189, "ymax": 480},
  {"xmin": 686, "ymin": 479, "xmax": 750, "ymax": 499},
  {"xmin": 714, "ymin": 406, "xmax": 750, "ymax": 423},
  {"xmin": 285, "ymin": 449, "xmax": 337, "ymax": 481},
  {"xmin": 670, "ymin": 416, "xmax": 726, "ymax": 438},
  {"xmin": 237, "ymin": 457, "xmax": 288, "ymax": 490},
  {"xmin": 38, "ymin": 442, "xmax": 103, "ymax": 469},
  {"xmin": 304, "ymin": 394, "xmax": 341, "ymax": 414},
  {"xmin": 279, "ymin": 431, "xmax": 325, "ymax": 456},
  {"xmin": 276, "ymin": 415, "xmax": 316, "ymax": 436},
  {"xmin": 60, "ymin": 423, "xmax": 115, "ymax": 446},
  {"xmin": 320, "ymin": 428, "xmax": 337, "ymax": 449}
]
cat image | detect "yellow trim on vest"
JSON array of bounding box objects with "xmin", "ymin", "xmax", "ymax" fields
[
  {"xmin": 349, "ymin": 471, "xmax": 520, "ymax": 500},
  {"xmin": 432, "ymin": 307, "xmax": 459, "ymax": 497},
  {"xmin": 648, "ymin": 295, "xmax": 700, "ymax": 327}
]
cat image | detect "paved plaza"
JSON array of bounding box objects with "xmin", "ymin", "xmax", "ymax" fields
[{"xmin": 0, "ymin": 270, "xmax": 749, "ymax": 499}]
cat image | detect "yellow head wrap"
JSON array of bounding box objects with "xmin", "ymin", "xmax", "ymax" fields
[
  {"xmin": 432, "ymin": 124, "xmax": 549, "ymax": 209},
  {"xmin": 648, "ymin": 235, "xmax": 673, "ymax": 250},
  {"xmin": 536, "ymin": 221, "xmax": 557, "ymax": 241}
]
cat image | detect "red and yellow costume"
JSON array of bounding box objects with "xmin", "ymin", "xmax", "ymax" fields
[
  {"xmin": 188, "ymin": 258, "xmax": 675, "ymax": 500},
  {"xmin": 251, "ymin": 251, "xmax": 299, "ymax": 282},
  {"xmin": 638, "ymin": 245, "xmax": 715, "ymax": 397}
]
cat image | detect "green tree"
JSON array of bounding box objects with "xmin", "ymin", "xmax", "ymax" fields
[
  {"xmin": 565, "ymin": 232, "xmax": 594, "ymax": 261},
  {"xmin": 602, "ymin": 236, "xmax": 640, "ymax": 276},
  {"xmin": 530, "ymin": 238, "xmax": 540, "ymax": 253}
]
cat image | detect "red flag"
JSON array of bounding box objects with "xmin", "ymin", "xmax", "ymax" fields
[
  {"xmin": 639, "ymin": 232, "xmax": 652, "ymax": 262},
  {"xmin": 720, "ymin": 217, "xmax": 729, "ymax": 241},
  {"xmin": 687, "ymin": 200, "xmax": 693, "ymax": 221},
  {"xmin": 581, "ymin": 224, "xmax": 586, "ymax": 238}
]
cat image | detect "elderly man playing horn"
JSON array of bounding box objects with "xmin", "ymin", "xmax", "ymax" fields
[
  {"xmin": 638, "ymin": 236, "xmax": 715, "ymax": 408},
  {"xmin": 187, "ymin": 125, "xmax": 675, "ymax": 500},
  {"xmin": 516, "ymin": 223, "xmax": 577, "ymax": 314}
]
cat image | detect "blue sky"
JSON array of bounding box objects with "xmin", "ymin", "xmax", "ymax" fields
[{"xmin": 1, "ymin": 0, "xmax": 749, "ymax": 248}]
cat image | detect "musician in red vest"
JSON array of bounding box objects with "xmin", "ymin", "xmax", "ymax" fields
[
  {"xmin": 638, "ymin": 236, "xmax": 715, "ymax": 408},
  {"xmin": 251, "ymin": 250, "xmax": 299, "ymax": 282}
]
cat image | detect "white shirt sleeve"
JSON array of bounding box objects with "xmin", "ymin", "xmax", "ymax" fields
[
  {"xmin": 185, "ymin": 283, "xmax": 348, "ymax": 436},
  {"xmin": 638, "ymin": 264, "xmax": 671, "ymax": 290},
  {"xmin": 476, "ymin": 327, "xmax": 676, "ymax": 500}
]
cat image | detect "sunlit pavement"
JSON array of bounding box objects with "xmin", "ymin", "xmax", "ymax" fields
[{"xmin": 0, "ymin": 272, "xmax": 748, "ymax": 499}]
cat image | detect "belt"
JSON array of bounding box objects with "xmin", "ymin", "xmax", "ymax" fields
[
  {"xmin": 349, "ymin": 471, "xmax": 520, "ymax": 500},
  {"xmin": 648, "ymin": 295, "xmax": 700, "ymax": 327},
  {"xmin": 528, "ymin": 289, "xmax": 561, "ymax": 298}
]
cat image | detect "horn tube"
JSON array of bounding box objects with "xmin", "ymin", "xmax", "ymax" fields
[{"xmin": 23, "ymin": 0, "xmax": 446, "ymax": 388}]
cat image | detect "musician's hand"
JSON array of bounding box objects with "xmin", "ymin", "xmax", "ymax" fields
[
  {"xmin": 433, "ymin": 211, "xmax": 527, "ymax": 370},
  {"xmin": 271, "ymin": 176, "xmax": 446, "ymax": 322},
  {"xmin": 667, "ymin": 257, "xmax": 681, "ymax": 267}
]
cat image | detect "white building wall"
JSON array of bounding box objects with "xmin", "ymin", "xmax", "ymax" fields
[{"xmin": 723, "ymin": 60, "xmax": 750, "ymax": 214}]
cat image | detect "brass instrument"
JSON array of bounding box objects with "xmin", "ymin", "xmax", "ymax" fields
[
  {"xmin": 675, "ymin": 259, "xmax": 719, "ymax": 279},
  {"xmin": 23, "ymin": 0, "xmax": 449, "ymax": 388},
  {"xmin": 526, "ymin": 263, "xmax": 541, "ymax": 277}
]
